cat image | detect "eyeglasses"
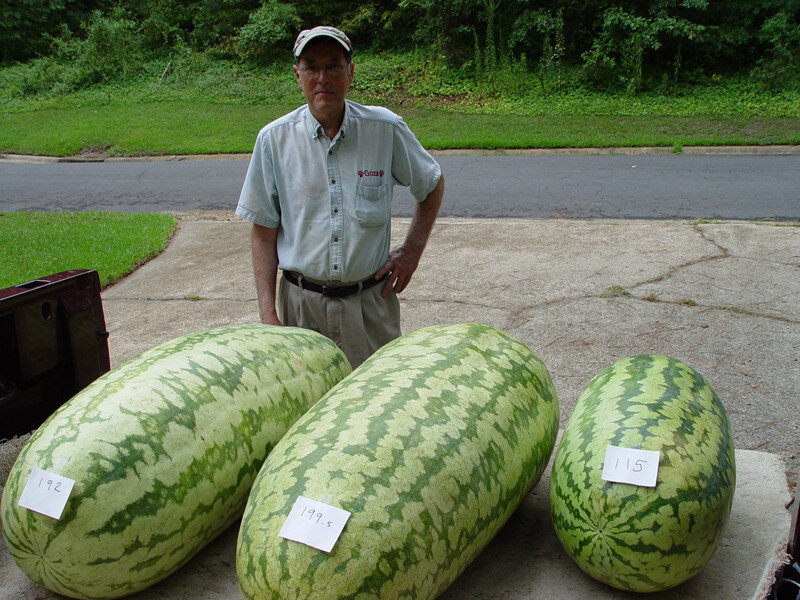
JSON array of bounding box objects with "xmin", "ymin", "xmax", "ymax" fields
[{"xmin": 297, "ymin": 64, "xmax": 349, "ymax": 78}]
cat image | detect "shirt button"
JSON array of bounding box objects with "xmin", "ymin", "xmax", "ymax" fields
[
  {"xmin": 331, "ymin": 179, "xmax": 336, "ymax": 184},
  {"xmin": 333, "ymin": 265, "xmax": 338, "ymax": 270},
  {"xmin": 333, "ymin": 237, "xmax": 338, "ymax": 242},
  {"xmin": 333, "ymin": 208, "xmax": 338, "ymax": 214},
  {"xmin": 328, "ymin": 150, "xmax": 333, "ymax": 155}
]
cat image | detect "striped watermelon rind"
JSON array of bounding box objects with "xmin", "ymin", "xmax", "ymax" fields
[
  {"xmin": 236, "ymin": 322, "xmax": 559, "ymax": 600},
  {"xmin": 549, "ymin": 354, "xmax": 736, "ymax": 592},
  {"xmin": 0, "ymin": 324, "xmax": 350, "ymax": 600}
]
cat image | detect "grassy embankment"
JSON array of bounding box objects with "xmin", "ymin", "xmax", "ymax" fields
[{"xmin": 1, "ymin": 52, "xmax": 799, "ymax": 156}]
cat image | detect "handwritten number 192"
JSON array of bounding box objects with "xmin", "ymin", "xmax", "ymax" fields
[
  {"xmin": 304, "ymin": 507, "xmax": 333, "ymax": 527},
  {"xmin": 614, "ymin": 458, "xmax": 647, "ymax": 473},
  {"xmin": 38, "ymin": 478, "xmax": 62, "ymax": 493}
]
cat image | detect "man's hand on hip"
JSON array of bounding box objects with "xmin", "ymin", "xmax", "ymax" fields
[
  {"xmin": 375, "ymin": 174, "xmax": 444, "ymax": 298},
  {"xmin": 375, "ymin": 244, "xmax": 421, "ymax": 297}
]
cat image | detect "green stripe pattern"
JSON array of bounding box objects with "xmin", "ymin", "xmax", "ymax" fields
[
  {"xmin": 0, "ymin": 324, "xmax": 350, "ymax": 600},
  {"xmin": 236, "ymin": 323, "xmax": 559, "ymax": 600},
  {"xmin": 549, "ymin": 355, "xmax": 735, "ymax": 592}
]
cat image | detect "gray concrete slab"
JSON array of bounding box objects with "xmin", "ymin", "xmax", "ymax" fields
[
  {"xmin": 2, "ymin": 216, "xmax": 797, "ymax": 600},
  {"xmin": 633, "ymin": 223, "xmax": 800, "ymax": 322},
  {"xmin": 104, "ymin": 219, "xmax": 254, "ymax": 303},
  {"xmin": 1, "ymin": 449, "xmax": 790, "ymax": 600},
  {"xmin": 397, "ymin": 219, "xmax": 724, "ymax": 308},
  {"xmin": 98, "ymin": 217, "xmax": 800, "ymax": 476},
  {"xmin": 439, "ymin": 448, "xmax": 790, "ymax": 600},
  {"xmin": 393, "ymin": 219, "xmax": 800, "ymax": 476},
  {"xmin": 103, "ymin": 298, "xmax": 257, "ymax": 367}
]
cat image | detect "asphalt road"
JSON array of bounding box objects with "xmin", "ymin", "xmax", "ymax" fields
[{"xmin": 1, "ymin": 153, "xmax": 799, "ymax": 219}]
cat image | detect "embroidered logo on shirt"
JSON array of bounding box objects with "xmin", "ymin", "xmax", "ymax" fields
[{"xmin": 358, "ymin": 169, "xmax": 384, "ymax": 178}]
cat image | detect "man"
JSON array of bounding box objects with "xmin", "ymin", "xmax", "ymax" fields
[{"xmin": 236, "ymin": 26, "xmax": 444, "ymax": 367}]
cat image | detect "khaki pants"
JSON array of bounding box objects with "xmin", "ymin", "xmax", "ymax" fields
[{"xmin": 277, "ymin": 275, "xmax": 400, "ymax": 368}]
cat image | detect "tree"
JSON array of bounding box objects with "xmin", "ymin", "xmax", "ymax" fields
[
  {"xmin": 235, "ymin": 0, "xmax": 301, "ymax": 63},
  {"xmin": 580, "ymin": 1, "xmax": 708, "ymax": 91},
  {"xmin": 1, "ymin": 0, "xmax": 99, "ymax": 62}
]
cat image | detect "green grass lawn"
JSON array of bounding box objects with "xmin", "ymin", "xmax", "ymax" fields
[
  {"xmin": 0, "ymin": 212, "xmax": 176, "ymax": 289},
  {"xmin": 0, "ymin": 102, "xmax": 296, "ymax": 156},
  {"xmin": 2, "ymin": 102, "xmax": 799, "ymax": 156}
]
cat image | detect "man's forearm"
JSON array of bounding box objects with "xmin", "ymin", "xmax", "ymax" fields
[
  {"xmin": 405, "ymin": 174, "xmax": 444, "ymax": 255},
  {"xmin": 251, "ymin": 224, "xmax": 281, "ymax": 325}
]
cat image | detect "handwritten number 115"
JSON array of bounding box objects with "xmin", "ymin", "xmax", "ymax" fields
[{"xmin": 615, "ymin": 458, "xmax": 647, "ymax": 473}]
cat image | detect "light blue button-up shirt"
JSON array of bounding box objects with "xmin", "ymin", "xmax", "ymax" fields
[{"xmin": 236, "ymin": 100, "xmax": 441, "ymax": 283}]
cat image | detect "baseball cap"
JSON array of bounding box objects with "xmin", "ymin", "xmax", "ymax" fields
[{"xmin": 293, "ymin": 26, "xmax": 352, "ymax": 59}]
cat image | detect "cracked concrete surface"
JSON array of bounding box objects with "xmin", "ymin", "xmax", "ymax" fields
[
  {"xmin": 634, "ymin": 223, "xmax": 799, "ymax": 322},
  {"xmin": 100, "ymin": 216, "xmax": 800, "ymax": 484},
  {"xmin": 400, "ymin": 219, "xmax": 799, "ymax": 483}
]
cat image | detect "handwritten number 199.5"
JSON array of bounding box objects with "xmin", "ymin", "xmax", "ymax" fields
[
  {"xmin": 38, "ymin": 478, "xmax": 62, "ymax": 493},
  {"xmin": 614, "ymin": 458, "xmax": 647, "ymax": 473},
  {"xmin": 304, "ymin": 507, "xmax": 333, "ymax": 527}
]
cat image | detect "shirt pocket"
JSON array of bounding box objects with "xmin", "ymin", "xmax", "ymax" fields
[{"xmin": 355, "ymin": 183, "xmax": 390, "ymax": 227}]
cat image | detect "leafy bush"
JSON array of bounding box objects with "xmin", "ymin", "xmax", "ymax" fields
[
  {"xmin": 138, "ymin": 3, "xmax": 188, "ymax": 51},
  {"xmin": 0, "ymin": 57, "xmax": 72, "ymax": 97},
  {"xmin": 4, "ymin": 0, "xmax": 800, "ymax": 100},
  {"xmin": 511, "ymin": 8, "xmax": 566, "ymax": 92},
  {"xmin": 235, "ymin": 1, "xmax": 300, "ymax": 64},
  {"xmin": 0, "ymin": 12, "xmax": 146, "ymax": 97},
  {"xmin": 74, "ymin": 12, "xmax": 144, "ymax": 84},
  {"xmin": 754, "ymin": 11, "xmax": 800, "ymax": 90}
]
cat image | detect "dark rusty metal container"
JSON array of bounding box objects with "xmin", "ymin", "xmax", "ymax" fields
[{"xmin": 0, "ymin": 269, "xmax": 110, "ymax": 439}]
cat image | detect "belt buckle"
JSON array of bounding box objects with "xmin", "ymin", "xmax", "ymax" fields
[{"xmin": 321, "ymin": 282, "xmax": 356, "ymax": 297}]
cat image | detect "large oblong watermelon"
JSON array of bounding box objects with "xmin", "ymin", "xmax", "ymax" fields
[
  {"xmin": 1, "ymin": 324, "xmax": 350, "ymax": 600},
  {"xmin": 236, "ymin": 322, "xmax": 559, "ymax": 600},
  {"xmin": 549, "ymin": 354, "xmax": 736, "ymax": 592}
]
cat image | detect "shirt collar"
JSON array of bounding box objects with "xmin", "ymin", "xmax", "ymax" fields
[
  {"xmin": 304, "ymin": 101, "xmax": 350, "ymax": 141},
  {"xmin": 339, "ymin": 100, "xmax": 350, "ymax": 140}
]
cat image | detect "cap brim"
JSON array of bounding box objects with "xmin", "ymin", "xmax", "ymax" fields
[{"xmin": 294, "ymin": 32, "xmax": 351, "ymax": 58}]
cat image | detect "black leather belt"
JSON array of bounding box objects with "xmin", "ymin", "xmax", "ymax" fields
[{"xmin": 283, "ymin": 270, "xmax": 387, "ymax": 297}]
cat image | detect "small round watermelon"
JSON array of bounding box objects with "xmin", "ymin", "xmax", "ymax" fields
[{"xmin": 549, "ymin": 355, "xmax": 736, "ymax": 592}]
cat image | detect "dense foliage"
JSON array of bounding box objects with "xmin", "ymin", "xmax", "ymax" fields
[{"xmin": 2, "ymin": 0, "xmax": 799, "ymax": 91}]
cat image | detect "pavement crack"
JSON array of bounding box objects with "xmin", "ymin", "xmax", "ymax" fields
[
  {"xmin": 625, "ymin": 293, "xmax": 799, "ymax": 324},
  {"xmin": 692, "ymin": 222, "xmax": 731, "ymax": 256},
  {"xmin": 613, "ymin": 222, "xmax": 728, "ymax": 294},
  {"xmin": 693, "ymin": 221, "xmax": 799, "ymax": 266},
  {"xmin": 632, "ymin": 250, "xmax": 728, "ymax": 291}
]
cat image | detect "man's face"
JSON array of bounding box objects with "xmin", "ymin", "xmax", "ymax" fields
[{"xmin": 293, "ymin": 39, "xmax": 354, "ymax": 123}]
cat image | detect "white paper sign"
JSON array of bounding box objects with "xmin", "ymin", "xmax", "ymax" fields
[
  {"xmin": 601, "ymin": 445, "xmax": 660, "ymax": 487},
  {"xmin": 17, "ymin": 467, "xmax": 76, "ymax": 519},
  {"xmin": 278, "ymin": 496, "xmax": 350, "ymax": 553}
]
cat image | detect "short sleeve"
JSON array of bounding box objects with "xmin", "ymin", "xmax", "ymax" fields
[
  {"xmin": 235, "ymin": 131, "xmax": 281, "ymax": 228},
  {"xmin": 391, "ymin": 117, "xmax": 441, "ymax": 202}
]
